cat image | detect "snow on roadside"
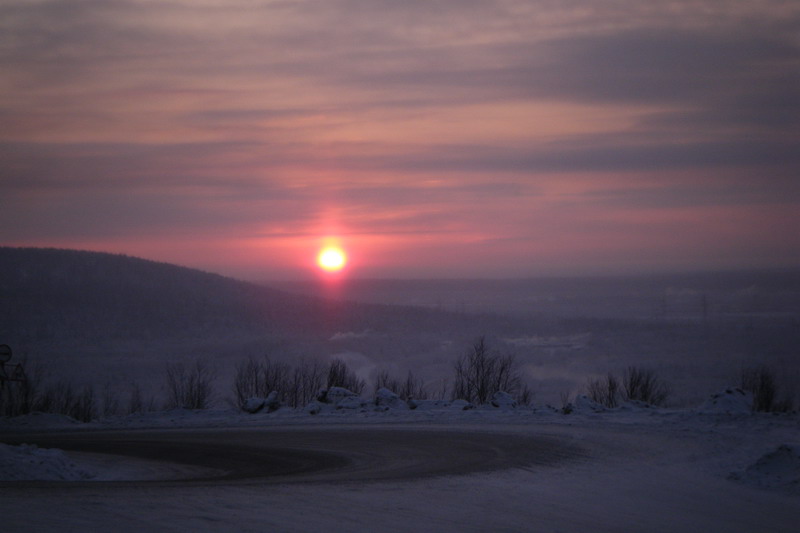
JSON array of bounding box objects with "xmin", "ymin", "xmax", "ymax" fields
[
  {"xmin": 0, "ymin": 412, "xmax": 82, "ymax": 429},
  {"xmin": 2, "ymin": 389, "xmax": 798, "ymax": 486},
  {"xmin": 697, "ymin": 388, "xmax": 753, "ymax": 415},
  {"xmin": 730, "ymin": 444, "xmax": 800, "ymax": 494},
  {"xmin": 0, "ymin": 443, "xmax": 95, "ymax": 481},
  {"xmin": 2, "ymin": 392, "xmax": 798, "ymax": 533}
]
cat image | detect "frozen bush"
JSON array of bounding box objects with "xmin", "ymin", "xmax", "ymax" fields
[
  {"xmin": 286, "ymin": 358, "xmax": 326, "ymax": 408},
  {"xmin": 127, "ymin": 382, "xmax": 157, "ymax": 414},
  {"xmin": 164, "ymin": 359, "xmax": 215, "ymax": 410},
  {"xmin": 586, "ymin": 373, "xmax": 620, "ymax": 408},
  {"xmin": 232, "ymin": 356, "xmax": 326, "ymax": 409},
  {"xmin": 452, "ymin": 336, "xmax": 526, "ymax": 404},
  {"xmin": 622, "ymin": 367, "xmax": 670, "ymax": 406},
  {"xmin": 327, "ymin": 359, "xmax": 365, "ymax": 395},
  {"xmin": 740, "ymin": 365, "xmax": 795, "ymax": 413},
  {"xmin": 586, "ymin": 367, "xmax": 670, "ymax": 408},
  {"xmin": 232, "ymin": 356, "xmax": 289, "ymax": 408},
  {"xmin": 374, "ymin": 370, "xmax": 428, "ymax": 400},
  {"xmin": 32, "ymin": 380, "xmax": 96, "ymax": 422}
]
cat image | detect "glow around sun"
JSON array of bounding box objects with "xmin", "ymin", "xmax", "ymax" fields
[{"xmin": 317, "ymin": 246, "xmax": 347, "ymax": 272}]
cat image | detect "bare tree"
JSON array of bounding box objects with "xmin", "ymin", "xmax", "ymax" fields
[
  {"xmin": 128, "ymin": 382, "xmax": 143, "ymax": 414},
  {"xmin": 740, "ymin": 365, "xmax": 795, "ymax": 412},
  {"xmin": 586, "ymin": 373, "xmax": 620, "ymax": 408},
  {"xmin": 232, "ymin": 356, "xmax": 327, "ymax": 409},
  {"xmin": 327, "ymin": 359, "xmax": 365, "ymax": 394},
  {"xmin": 232, "ymin": 357, "xmax": 262, "ymax": 406},
  {"xmin": 165, "ymin": 359, "xmax": 215, "ymax": 410},
  {"xmin": 287, "ymin": 358, "xmax": 326, "ymax": 408},
  {"xmin": 127, "ymin": 382, "xmax": 157, "ymax": 414},
  {"xmin": 622, "ymin": 366, "xmax": 670, "ymax": 406},
  {"xmin": 560, "ymin": 391, "xmax": 574, "ymax": 414},
  {"xmin": 374, "ymin": 370, "xmax": 428, "ymax": 400},
  {"xmin": 259, "ymin": 357, "xmax": 291, "ymax": 399},
  {"xmin": 432, "ymin": 378, "xmax": 449, "ymax": 401},
  {"xmin": 101, "ymin": 381, "xmax": 121, "ymax": 417},
  {"xmin": 452, "ymin": 337, "xmax": 525, "ymax": 404},
  {"xmin": 32, "ymin": 380, "xmax": 96, "ymax": 422},
  {"xmin": 71, "ymin": 385, "xmax": 96, "ymax": 422},
  {"xmin": 517, "ymin": 383, "xmax": 534, "ymax": 406},
  {"xmin": 586, "ymin": 367, "xmax": 669, "ymax": 407}
]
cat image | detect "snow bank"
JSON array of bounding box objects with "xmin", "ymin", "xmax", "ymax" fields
[
  {"xmin": 305, "ymin": 387, "xmax": 369, "ymax": 413},
  {"xmin": 450, "ymin": 399, "xmax": 475, "ymax": 410},
  {"xmin": 407, "ymin": 399, "xmax": 452, "ymax": 410},
  {"xmin": 375, "ymin": 387, "xmax": 408, "ymax": 410},
  {"xmin": 242, "ymin": 397, "xmax": 266, "ymax": 413},
  {"xmin": 698, "ymin": 388, "xmax": 753, "ymax": 415},
  {"xmin": 571, "ymin": 395, "xmax": 606, "ymax": 413},
  {"xmin": 490, "ymin": 391, "xmax": 517, "ymax": 410},
  {"xmin": 0, "ymin": 443, "xmax": 95, "ymax": 481},
  {"xmin": 731, "ymin": 444, "xmax": 800, "ymax": 493},
  {"xmin": 0, "ymin": 412, "xmax": 80, "ymax": 429},
  {"xmin": 406, "ymin": 398, "xmax": 475, "ymax": 410},
  {"xmin": 324, "ymin": 387, "xmax": 367, "ymax": 409},
  {"xmin": 241, "ymin": 391, "xmax": 281, "ymax": 414},
  {"xmin": 618, "ymin": 399, "xmax": 656, "ymax": 411}
]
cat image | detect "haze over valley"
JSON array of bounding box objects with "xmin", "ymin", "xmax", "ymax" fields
[{"xmin": 3, "ymin": 247, "xmax": 798, "ymax": 407}]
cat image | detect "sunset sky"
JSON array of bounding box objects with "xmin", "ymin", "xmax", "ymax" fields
[{"xmin": 2, "ymin": 0, "xmax": 799, "ymax": 280}]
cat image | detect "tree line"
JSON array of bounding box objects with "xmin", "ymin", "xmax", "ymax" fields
[{"xmin": 2, "ymin": 337, "xmax": 795, "ymax": 420}]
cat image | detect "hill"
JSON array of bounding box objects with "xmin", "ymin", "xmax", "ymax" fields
[
  {"xmin": 1, "ymin": 247, "xmax": 356, "ymax": 342},
  {"xmin": 0, "ymin": 247, "xmax": 521, "ymax": 394},
  {"xmin": 2, "ymin": 247, "xmax": 510, "ymax": 340}
]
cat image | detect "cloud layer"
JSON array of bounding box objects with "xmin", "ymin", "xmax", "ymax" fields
[{"xmin": 2, "ymin": 0, "xmax": 799, "ymax": 278}]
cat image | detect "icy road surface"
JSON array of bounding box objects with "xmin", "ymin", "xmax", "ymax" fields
[
  {"xmin": 2, "ymin": 408, "xmax": 799, "ymax": 532},
  {"xmin": 0, "ymin": 426, "xmax": 581, "ymax": 485}
]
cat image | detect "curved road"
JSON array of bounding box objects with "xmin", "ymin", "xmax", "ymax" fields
[{"xmin": 2, "ymin": 426, "xmax": 584, "ymax": 485}]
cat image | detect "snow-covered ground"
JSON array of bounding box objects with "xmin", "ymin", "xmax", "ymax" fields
[{"xmin": 1, "ymin": 393, "xmax": 798, "ymax": 532}]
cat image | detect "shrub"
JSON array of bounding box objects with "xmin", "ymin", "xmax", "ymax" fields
[
  {"xmin": 327, "ymin": 359, "xmax": 365, "ymax": 394},
  {"xmin": 33, "ymin": 380, "xmax": 96, "ymax": 422},
  {"xmin": 164, "ymin": 359, "xmax": 215, "ymax": 410},
  {"xmin": 233, "ymin": 356, "xmax": 326, "ymax": 409},
  {"xmin": 586, "ymin": 373, "xmax": 620, "ymax": 408},
  {"xmin": 286, "ymin": 358, "xmax": 326, "ymax": 408},
  {"xmin": 559, "ymin": 391, "xmax": 574, "ymax": 414},
  {"xmin": 232, "ymin": 356, "xmax": 290, "ymax": 407},
  {"xmin": 622, "ymin": 366, "xmax": 670, "ymax": 406},
  {"xmin": 586, "ymin": 367, "xmax": 670, "ymax": 407},
  {"xmin": 101, "ymin": 381, "xmax": 121, "ymax": 417},
  {"xmin": 740, "ymin": 365, "xmax": 794, "ymax": 412},
  {"xmin": 71, "ymin": 385, "xmax": 96, "ymax": 422},
  {"xmin": 452, "ymin": 336, "xmax": 526, "ymax": 404},
  {"xmin": 517, "ymin": 383, "xmax": 534, "ymax": 406},
  {"xmin": 374, "ymin": 370, "xmax": 428, "ymax": 400}
]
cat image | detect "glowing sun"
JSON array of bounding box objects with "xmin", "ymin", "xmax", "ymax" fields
[{"xmin": 317, "ymin": 246, "xmax": 347, "ymax": 272}]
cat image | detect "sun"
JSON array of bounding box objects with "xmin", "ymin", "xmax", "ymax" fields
[{"xmin": 317, "ymin": 246, "xmax": 347, "ymax": 272}]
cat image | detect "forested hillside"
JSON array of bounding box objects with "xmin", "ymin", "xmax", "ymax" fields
[
  {"xmin": 0, "ymin": 248, "xmax": 524, "ymax": 393},
  {"xmin": 0, "ymin": 247, "xmax": 469, "ymax": 343}
]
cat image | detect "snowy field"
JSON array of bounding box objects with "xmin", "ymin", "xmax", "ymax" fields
[{"xmin": 1, "ymin": 393, "xmax": 798, "ymax": 533}]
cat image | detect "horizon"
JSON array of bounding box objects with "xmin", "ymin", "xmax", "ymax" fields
[
  {"xmin": 7, "ymin": 245, "xmax": 800, "ymax": 286},
  {"xmin": 2, "ymin": 1, "xmax": 799, "ymax": 279}
]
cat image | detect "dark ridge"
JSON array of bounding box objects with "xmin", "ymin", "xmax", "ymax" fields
[{"xmin": 0, "ymin": 247, "xmax": 519, "ymax": 346}]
